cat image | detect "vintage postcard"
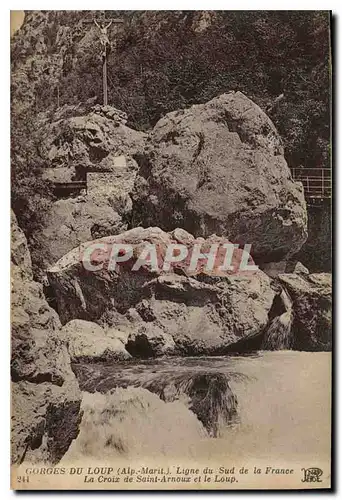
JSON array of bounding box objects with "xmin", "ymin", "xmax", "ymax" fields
[{"xmin": 10, "ymin": 10, "xmax": 332, "ymax": 490}]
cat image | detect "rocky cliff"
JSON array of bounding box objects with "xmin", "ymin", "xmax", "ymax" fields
[
  {"xmin": 10, "ymin": 11, "xmax": 331, "ymax": 467},
  {"xmin": 12, "ymin": 10, "xmax": 330, "ymax": 271},
  {"xmin": 17, "ymin": 91, "xmax": 307, "ymax": 276},
  {"xmin": 11, "ymin": 11, "xmax": 330, "ymax": 173},
  {"xmin": 28, "ymin": 104, "xmax": 146, "ymax": 272},
  {"xmin": 10, "ymin": 93, "xmax": 331, "ymax": 464},
  {"xmin": 11, "ymin": 212, "xmax": 82, "ymax": 464}
]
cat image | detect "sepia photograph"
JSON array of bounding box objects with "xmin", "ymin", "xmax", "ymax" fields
[{"xmin": 10, "ymin": 9, "xmax": 332, "ymax": 490}]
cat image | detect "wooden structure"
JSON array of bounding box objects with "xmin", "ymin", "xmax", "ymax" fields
[
  {"xmin": 82, "ymin": 15, "xmax": 124, "ymax": 106},
  {"xmin": 53, "ymin": 181, "xmax": 87, "ymax": 197},
  {"xmin": 291, "ymin": 167, "xmax": 332, "ymax": 205}
]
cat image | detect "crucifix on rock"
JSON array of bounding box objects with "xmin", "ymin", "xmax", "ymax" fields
[{"xmin": 88, "ymin": 16, "xmax": 124, "ymax": 105}]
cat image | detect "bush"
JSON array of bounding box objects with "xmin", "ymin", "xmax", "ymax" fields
[{"xmin": 11, "ymin": 107, "xmax": 54, "ymax": 240}]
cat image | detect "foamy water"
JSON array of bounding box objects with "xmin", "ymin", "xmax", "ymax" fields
[{"xmin": 67, "ymin": 351, "xmax": 331, "ymax": 464}]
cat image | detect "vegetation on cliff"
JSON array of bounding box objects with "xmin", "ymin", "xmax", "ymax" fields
[{"xmin": 12, "ymin": 11, "xmax": 331, "ymax": 167}]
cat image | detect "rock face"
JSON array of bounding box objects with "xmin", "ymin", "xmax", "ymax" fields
[
  {"xmin": 126, "ymin": 323, "xmax": 176, "ymax": 357},
  {"xmin": 39, "ymin": 105, "xmax": 145, "ymax": 172},
  {"xmin": 34, "ymin": 197, "xmax": 124, "ymax": 273},
  {"xmin": 278, "ymin": 272, "xmax": 332, "ymax": 351},
  {"xmin": 61, "ymin": 319, "xmax": 131, "ymax": 362},
  {"xmin": 260, "ymin": 259, "xmax": 309, "ymax": 279},
  {"xmin": 30, "ymin": 105, "xmax": 146, "ymax": 271},
  {"xmin": 132, "ymin": 91, "xmax": 307, "ymax": 263},
  {"xmin": 11, "ymin": 210, "xmax": 33, "ymax": 279},
  {"xmin": 11, "ymin": 212, "xmax": 82, "ymax": 464},
  {"xmin": 47, "ymin": 226, "xmax": 275, "ymax": 355},
  {"xmin": 11, "ymin": 381, "xmax": 81, "ymax": 465}
]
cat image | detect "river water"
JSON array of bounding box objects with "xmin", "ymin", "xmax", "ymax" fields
[{"xmin": 67, "ymin": 351, "xmax": 331, "ymax": 466}]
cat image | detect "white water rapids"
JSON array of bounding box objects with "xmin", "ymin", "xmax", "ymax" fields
[{"xmin": 65, "ymin": 351, "xmax": 331, "ymax": 466}]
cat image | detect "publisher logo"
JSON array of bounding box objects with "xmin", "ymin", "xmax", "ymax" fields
[{"xmin": 301, "ymin": 468, "xmax": 323, "ymax": 483}]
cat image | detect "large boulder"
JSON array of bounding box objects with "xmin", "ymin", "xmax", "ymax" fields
[
  {"xmin": 126, "ymin": 323, "xmax": 176, "ymax": 357},
  {"xmin": 61, "ymin": 319, "xmax": 131, "ymax": 362},
  {"xmin": 30, "ymin": 105, "xmax": 146, "ymax": 271},
  {"xmin": 11, "ymin": 210, "xmax": 33, "ymax": 279},
  {"xmin": 132, "ymin": 91, "xmax": 307, "ymax": 263},
  {"xmin": 260, "ymin": 259, "xmax": 309, "ymax": 279},
  {"xmin": 278, "ymin": 272, "xmax": 332, "ymax": 351},
  {"xmin": 39, "ymin": 105, "xmax": 145, "ymax": 172},
  {"xmin": 33, "ymin": 197, "xmax": 125, "ymax": 273},
  {"xmin": 47, "ymin": 226, "xmax": 275, "ymax": 355},
  {"xmin": 11, "ymin": 212, "xmax": 82, "ymax": 464},
  {"xmin": 123, "ymin": 272, "xmax": 274, "ymax": 355}
]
